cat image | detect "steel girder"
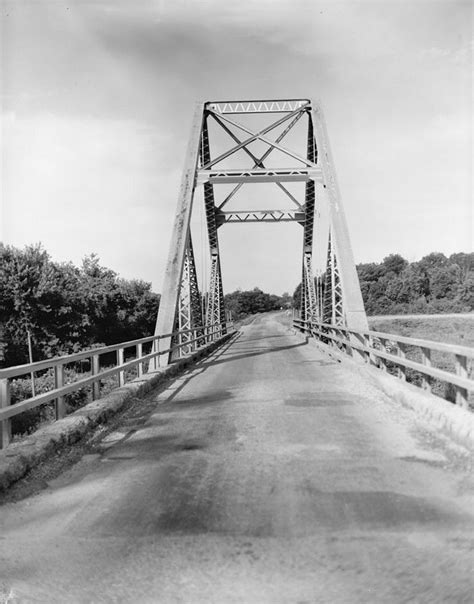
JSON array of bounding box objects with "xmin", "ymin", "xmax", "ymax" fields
[
  {"xmin": 200, "ymin": 116, "xmax": 226, "ymax": 339},
  {"xmin": 300, "ymin": 112, "xmax": 319, "ymax": 323},
  {"xmin": 310, "ymin": 102, "xmax": 368, "ymax": 331},
  {"xmin": 154, "ymin": 103, "xmax": 204, "ymax": 364},
  {"xmin": 216, "ymin": 210, "xmax": 305, "ymax": 225},
  {"xmin": 322, "ymin": 232, "xmax": 344, "ymax": 325},
  {"xmin": 154, "ymin": 98, "xmax": 367, "ymax": 364},
  {"xmin": 173, "ymin": 233, "xmax": 204, "ymax": 357}
]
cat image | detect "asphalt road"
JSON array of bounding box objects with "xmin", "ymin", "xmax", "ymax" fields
[{"xmin": 1, "ymin": 314, "xmax": 473, "ymax": 603}]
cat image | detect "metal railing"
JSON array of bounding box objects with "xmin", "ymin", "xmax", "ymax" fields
[
  {"xmin": 0, "ymin": 323, "xmax": 231, "ymax": 449},
  {"xmin": 294, "ymin": 318, "xmax": 474, "ymax": 408}
]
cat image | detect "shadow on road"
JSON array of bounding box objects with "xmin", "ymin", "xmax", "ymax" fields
[{"xmin": 161, "ymin": 332, "xmax": 308, "ymax": 405}]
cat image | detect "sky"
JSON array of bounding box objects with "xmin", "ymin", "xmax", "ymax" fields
[{"xmin": 1, "ymin": 0, "xmax": 472, "ymax": 296}]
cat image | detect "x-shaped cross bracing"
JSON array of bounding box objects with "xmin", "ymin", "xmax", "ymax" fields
[{"xmin": 209, "ymin": 109, "xmax": 306, "ymax": 211}]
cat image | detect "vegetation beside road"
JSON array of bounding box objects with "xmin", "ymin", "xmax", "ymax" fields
[
  {"xmin": 0, "ymin": 243, "xmax": 159, "ymax": 368},
  {"xmin": 369, "ymin": 315, "xmax": 474, "ymax": 349},
  {"xmin": 1, "ymin": 243, "xmax": 473, "ymax": 437},
  {"xmin": 292, "ymin": 252, "xmax": 473, "ymax": 316},
  {"xmin": 357, "ymin": 252, "xmax": 473, "ymax": 315}
]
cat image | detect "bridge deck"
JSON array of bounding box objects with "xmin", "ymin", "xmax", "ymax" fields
[{"xmin": 1, "ymin": 315, "xmax": 473, "ymax": 603}]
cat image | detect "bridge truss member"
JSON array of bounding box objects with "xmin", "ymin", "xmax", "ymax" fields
[{"xmin": 155, "ymin": 98, "xmax": 368, "ymax": 363}]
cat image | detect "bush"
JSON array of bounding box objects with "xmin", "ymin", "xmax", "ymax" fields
[{"xmin": 10, "ymin": 368, "xmax": 89, "ymax": 438}]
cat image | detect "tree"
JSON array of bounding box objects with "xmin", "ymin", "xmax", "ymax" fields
[
  {"xmin": 381, "ymin": 254, "xmax": 408, "ymax": 276},
  {"xmin": 430, "ymin": 264, "xmax": 460, "ymax": 300},
  {"xmin": 0, "ymin": 244, "xmax": 160, "ymax": 367},
  {"xmin": 224, "ymin": 288, "xmax": 284, "ymax": 318}
]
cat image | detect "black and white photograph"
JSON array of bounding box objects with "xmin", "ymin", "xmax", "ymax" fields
[{"xmin": 1, "ymin": 1, "xmax": 473, "ymax": 602}]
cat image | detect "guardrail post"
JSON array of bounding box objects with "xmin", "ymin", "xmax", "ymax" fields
[
  {"xmin": 397, "ymin": 343, "xmax": 407, "ymax": 381},
  {"xmin": 420, "ymin": 347, "xmax": 432, "ymax": 392},
  {"xmin": 156, "ymin": 338, "xmax": 161, "ymax": 367},
  {"xmin": 0, "ymin": 378, "xmax": 11, "ymax": 449},
  {"xmin": 343, "ymin": 330, "xmax": 352, "ymax": 357},
  {"xmin": 117, "ymin": 348, "xmax": 125, "ymax": 386},
  {"xmin": 137, "ymin": 343, "xmax": 143, "ymax": 377},
  {"xmin": 91, "ymin": 354, "xmax": 100, "ymax": 400},
  {"xmin": 455, "ymin": 354, "xmax": 468, "ymax": 408},
  {"xmin": 366, "ymin": 334, "xmax": 376, "ymax": 365},
  {"xmin": 149, "ymin": 338, "xmax": 160, "ymax": 371},
  {"xmin": 376, "ymin": 338, "xmax": 387, "ymax": 371},
  {"xmin": 54, "ymin": 364, "xmax": 65, "ymax": 419},
  {"xmin": 351, "ymin": 332, "xmax": 367, "ymax": 363}
]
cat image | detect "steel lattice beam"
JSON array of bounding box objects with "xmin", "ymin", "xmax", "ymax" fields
[
  {"xmin": 207, "ymin": 99, "xmax": 310, "ymax": 114},
  {"xmin": 322, "ymin": 231, "xmax": 344, "ymax": 325},
  {"xmin": 173, "ymin": 234, "xmax": 204, "ymax": 357},
  {"xmin": 216, "ymin": 210, "xmax": 305, "ymax": 225},
  {"xmin": 197, "ymin": 168, "xmax": 322, "ymax": 185},
  {"xmin": 200, "ymin": 115, "xmax": 226, "ymax": 338}
]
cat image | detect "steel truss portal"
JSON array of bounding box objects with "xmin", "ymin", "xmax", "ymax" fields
[{"xmin": 155, "ymin": 98, "xmax": 368, "ymax": 363}]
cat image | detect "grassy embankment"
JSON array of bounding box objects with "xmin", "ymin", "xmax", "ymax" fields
[
  {"xmin": 369, "ymin": 315, "xmax": 474, "ymax": 405},
  {"xmin": 280, "ymin": 311, "xmax": 474, "ymax": 405},
  {"xmin": 368, "ymin": 315, "xmax": 474, "ymax": 349}
]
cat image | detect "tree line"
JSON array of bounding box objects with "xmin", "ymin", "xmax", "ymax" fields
[
  {"xmin": 293, "ymin": 252, "xmax": 473, "ymax": 315},
  {"xmin": 224, "ymin": 289, "xmax": 292, "ymax": 319},
  {"xmin": 1, "ymin": 244, "xmax": 472, "ymax": 369},
  {"xmin": 0, "ymin": 244, "xmax": 159, "ymax": 367},
  {"xmin": 356, "ymin": 252, "xmax": 473, "ymax": 315}
]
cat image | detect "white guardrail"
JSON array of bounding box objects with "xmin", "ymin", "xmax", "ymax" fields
[
  {"xmin": 0, "ymin": 323, "xmax": 230, "ymax": 449},
  {"xmin": 293, "ymin": 318, "xmax": 474, "ymax": 409}
]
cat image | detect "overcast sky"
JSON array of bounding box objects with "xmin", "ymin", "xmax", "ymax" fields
[{"xmin": 1, "ymin": 0, "xmax": 472, "ymax": 295}]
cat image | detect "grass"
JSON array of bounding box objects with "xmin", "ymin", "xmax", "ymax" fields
[
  {"xmin": 368, "ymin": 315, "xmax": 474, "ymax": 406},
  {"xmin": 368, "ymin": 315, "xmax": 474, "ymax": 348}
]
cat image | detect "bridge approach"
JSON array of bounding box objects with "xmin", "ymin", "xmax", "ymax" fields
[
  {"xmin": 1, "ymin": 98, "xmax": 473, "ymax": 602},
  {"xmin": 1, "ymin": 314, "xmax": 473, "ymax": 603}
]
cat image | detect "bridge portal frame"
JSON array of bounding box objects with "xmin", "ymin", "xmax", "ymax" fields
[{"xmin": 155, "ymin": 98, "xmax": 368, "ymax": 363}]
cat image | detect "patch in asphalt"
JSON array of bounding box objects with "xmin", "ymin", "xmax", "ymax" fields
[
  {"xmin": 399, "ymin": 455, "xmax": 447, "ymax": 468},
  {"xmin": 298, "ymin": 487, "xmax": 470, "ymax": 529},
  {"xmin": 285, "ymin": 397, "xmax": 354, "ymax": 407}
]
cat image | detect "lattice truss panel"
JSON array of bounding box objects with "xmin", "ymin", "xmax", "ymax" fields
[
  {"xmin": 155, "ymin": 98, "xmax": 368, "ymax": 362},
  {"xmin": 322, "ymin": 233, "xmax": 344, "ymax": 325}
]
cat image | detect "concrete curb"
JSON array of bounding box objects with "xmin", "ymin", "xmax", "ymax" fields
[
  {"xmin": 292, "ymin": 329, "xmax": 474, "ymax": 451},
  {"xmin": 0, "ymin": 331, "xmax": 237, "ymax": 492}
]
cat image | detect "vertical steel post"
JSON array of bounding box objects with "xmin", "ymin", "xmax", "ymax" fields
[
  {"xmin": 301, "ymin": 112, "xmax": 318, "ymax": 323},
  {"xmin": 174, "ymin": 233, "xmax": 204, "ymax": 358},
  {"xmin": 201, "ymin": 114, "xmax": 226, "ymax": 339},
  {"xmin": 311, "ymin": 100, "xmax": 368, "ymax": 331},
  {"xmin": 154, "ymin": 103, "xmax": 205, "ymax": 363}
]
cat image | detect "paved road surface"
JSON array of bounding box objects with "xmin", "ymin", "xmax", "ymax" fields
[{"xmin": 1, "ymin": 315, "xmax": 473, "ymax": 603}]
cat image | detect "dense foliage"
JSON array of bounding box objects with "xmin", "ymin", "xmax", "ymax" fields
[
  {"xmin": 2, "ymin": 245, "xmax": 472, "ymax": 369},
  {"xmin": 225, "ymin": 288, "xmax": 292, "ymax": 320},
  {"xmin": 293, "ymin": 252, "xmax": 473, "ymax": 315},
  {"xmin": 357, "ymin": 252, "xmax": 473, "ymax": 315},
  {"xmin": 0, "ymin": 244, "xmax": 160, "ymax": 367}
]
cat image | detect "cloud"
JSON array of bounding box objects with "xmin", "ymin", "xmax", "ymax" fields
[
  {"xmin": 2, "ymin": 113, "xmax": 178, "ymax": 286},
  {"xmin": 1, "ymin": 0, "xmax": 472, "ymax": 295}
]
